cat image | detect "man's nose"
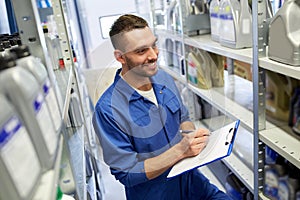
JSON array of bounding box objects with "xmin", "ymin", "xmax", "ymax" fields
[{"xmin": 147, "ymin": 46, "xmax": 159, "ymax": 60}]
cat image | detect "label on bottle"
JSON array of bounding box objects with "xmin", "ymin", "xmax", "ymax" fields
[
  {"xmin": 296, "ymin": 191, "xmax": 300, "ymax": 200},
  {"xmin": 0, "ymin": 116, "xmax": 41, "ymax": 198},
  {"xmin": 210, "ymin": 6, "xmax": 220, "ymax": 38},
  {"xmin": 188, "ymin": 55, "xmax": 198, "ymax": 85},
  {"xmin": 220, "ymin": 6, "xmax": 236, "ymax": 43},
  {"xmin": 33, "ymin": 93, "xmax": 57, "ymax": 155},
  {"xmin": 43, "ymin": 79, "xmax": 61, "ymax": 132},
  {"xmin": 264, "ymin": 168, "xmax": 279, "ymax": 198},
  {"xmin": 278, "ymin": 180, "xmax": 289, "ymax": 200},
  {"xmin": 242, "ymin": 19, "xmax": 250, "ymax": 34}
]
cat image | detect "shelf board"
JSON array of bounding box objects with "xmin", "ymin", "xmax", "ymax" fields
[
  {"xmin": 156, "ymin": 30, "xmax": 253, "ymax": 64},
  {"xmin": 189, "ymin": 72, "xmax": 255, "ymax": 133},
  {"xmin": 223, "ymin": 153, "xmax": 254, "ymax": 193},
  {"xmin": 33, "ymin": 135, "xmax": 64, "ymax": 200},
  {"xmin": 157, "ymin": 30, "xmax": 300, "ymax": 82},
  {"xmin": 260, "ymin": 56, "xmax": 300, "ymax": 80},
  {"xmin": 259, "ymin": 125, "xmax": 300, "ymax": 169},
  {"xmin": 184, "ymin": 35, "xmax": 253, "ymax": 64},
  {"xmin": 199, "ymin": 166, "xmax": 226, "ymax": 192}
]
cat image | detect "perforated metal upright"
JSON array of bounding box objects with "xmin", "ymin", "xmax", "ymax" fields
[{"xmin": 252, "ymin": 0, "xmax": 268, "ymax": 198}]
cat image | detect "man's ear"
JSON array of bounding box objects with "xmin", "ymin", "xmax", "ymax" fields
[{"xmin": 114, "ymin": 50, "xmax": 125, "ymax": 64}]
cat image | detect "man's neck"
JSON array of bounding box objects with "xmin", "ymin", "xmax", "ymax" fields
[{"xmin": 121, "ymin": 70, "xmax": 152, "ymax": 91}]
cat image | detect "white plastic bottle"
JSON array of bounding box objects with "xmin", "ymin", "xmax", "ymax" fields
[
  {"xmin": 219, "ymin": 0, "xmax": 252, "ymax": 48},
  {"xmin": 0, "ymin": 54, "xmax": 58, "ymax": 170},
  {"xmin": 10, "ymin": 45, "xmax": 62, "ymax": 134},
  {"xmin": 0, "ymin": 93, "xmax": 42, "ymax": 200},
  {"xmin": 268, "ymin": 0, "xmax": 300, "ymax": 66}
]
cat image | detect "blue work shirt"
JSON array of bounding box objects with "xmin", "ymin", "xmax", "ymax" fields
[{"xmin": 93, "ymin": 68, "xmax": 230, "ymax": 200}]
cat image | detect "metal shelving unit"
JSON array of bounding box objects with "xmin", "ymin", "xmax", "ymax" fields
[
  {"xmin": 150, "ymin": 0, "xmax": 300, "ymax": 198},
  {"xmin": 9, "ymin": 0, "xmax": 98, "ymax": 199}
]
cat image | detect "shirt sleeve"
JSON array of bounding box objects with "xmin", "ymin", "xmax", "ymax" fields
[{"xmin": 92, "ymin": 104, "xmax": 149, "ymax": 187}]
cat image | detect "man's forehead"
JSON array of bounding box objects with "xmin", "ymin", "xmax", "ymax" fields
[{"xmin": 120, "ymin": 27, "xmax": 156, "ymax": 53}]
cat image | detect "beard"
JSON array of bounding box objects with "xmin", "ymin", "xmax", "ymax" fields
[{"xmin": 123, "ymin": 56, "xmax": 158, "ymax": 78}]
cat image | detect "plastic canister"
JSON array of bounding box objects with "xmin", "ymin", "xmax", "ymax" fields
[
  {"xmin": 263, "ymin": 156, "xmax": 287, "ymax": 199},
  {"xmin": 296, "ymin": 190, "xmax": 300, "ymax": 200},
  {"xmin": 10, "ymin": 45, "xmax": 62, "ymax": 133},
  {"xmin": 219, "ymin": 0, "xmax": 252, "ymax": 49},
  {"xmin": 289, "ymin": 87, "xmax": 300, "ymax": 135},
  {"xmin": 165, "ymin": 38, "xmax": 174, "ymax": 67},
  {"xmin": 265, "ymin": 71, "xmax": 294, "ymax": 122},
  {"xmin": 187, "ymin": 48, "xmax": 212, "ymax": 89},
  {"xmin": 0, "ymin": 93, "xmax": 41, "ymax": 200},
  {"xmin": 268, "ymin": 0, "xmax": 300, "ymax": 66},
  {"xmin": 0, "ymin": 54, "xmax": 58, "ymax": 170},
  {"xmin": 278, "ymin": 163, "xmax": 300, "ymax": 200}
]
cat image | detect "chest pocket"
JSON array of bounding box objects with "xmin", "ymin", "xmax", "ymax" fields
[{"xmin": 165, "ymin": 96, "xmax": 180, "ymax": 114}]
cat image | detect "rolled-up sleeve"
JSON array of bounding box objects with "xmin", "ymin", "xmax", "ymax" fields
[{"xmin": 92, "ymin": 104, "xmax": 149, "ymax": 187}]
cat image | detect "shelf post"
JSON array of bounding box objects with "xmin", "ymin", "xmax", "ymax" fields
[{"xmin": 252, "ymin": 0, "xmax": 268, "ymax": 198}]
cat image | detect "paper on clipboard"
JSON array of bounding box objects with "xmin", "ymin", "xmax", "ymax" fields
[{"xmin": 167, "ymin": 120, "xmax": 240, "ymax": 178}]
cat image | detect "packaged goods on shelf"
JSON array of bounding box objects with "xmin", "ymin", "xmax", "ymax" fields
[
  {"xmin": 265, "ymin": 70, "xmax": 298, "ymax": 122},
  {"xmin": 186, "ymin": 47, "xmax": 224, "ymax": 89},
  {"xmin": 0, "ymin": 54, "xmax": 58, "ymax": 171},
  {"xmin": 10, "ymin": 45, "xmax": 62, "ymax": 133},
  {"xmin": 164, "ymin": 38, "xmax": 174, "ymax": 67},
  {"xmin": 264, "ymin": 155, "xmax": 287, "ymax": 199},
  {"xmin": 219, "ymin": 0, "xmax": 252, "ymax": 49},
  {"xmin": 278, "ymin": 163, "xmax": 300, "ymax": 200},
  {"xmin": 264, "ymin": 147, "xmax": 300, "ymax": 200},
  {"xmin": 187, "ymin": 49, "xmax": 212, "ymax": 89},
  {"xmin": 289, "ymin": 87, "xmax": 300, "ymax": 135},
  {"xmin": 233, "ymin": 60, "xmax": 252, "ymax": 81},
  {"xmin": 0, "ymin": 94, "xmax": 42, "ymax": 200},
  {"xmin": 184, "ymin": 0, "xmax": 211, "ymax": 36},
  {"xmin": 268, "ymin": 0, "xmax": 300, "ymax": 66}
]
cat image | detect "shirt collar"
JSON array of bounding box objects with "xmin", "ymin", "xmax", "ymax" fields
[{"xmin": 113, "ymin": 68, "xmax": 167, "ymax": 102}]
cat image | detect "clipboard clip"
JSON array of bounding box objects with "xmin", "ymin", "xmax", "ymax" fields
[{"xmin": 225, "ymin": 127, "xmax": 236, "ymax": 145}]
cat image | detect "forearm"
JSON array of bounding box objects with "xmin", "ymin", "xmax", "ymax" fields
[
  {"xmin": 144, "ymin": 121, "xmax": 209, "ymax": 180},
  {"xmin": 144, "ymin": 143, "xmax": 185, "ymax": 180}
]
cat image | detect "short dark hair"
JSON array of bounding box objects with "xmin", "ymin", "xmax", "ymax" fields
[{"xmin": 109, "ymin": 14, "xmax": 149, "ymax": 50}]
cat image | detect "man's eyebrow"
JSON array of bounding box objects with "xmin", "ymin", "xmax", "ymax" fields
[{"xmin": 133, "ymin": 38, "xmax": 158, "ymax": 52}]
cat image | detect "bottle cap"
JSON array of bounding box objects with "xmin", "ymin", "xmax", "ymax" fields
[
  {"xmin": 0, "ymin": 53, "xmax": 17, "ymax": 70},
  {"xmin": 10, "ymin": 45, "xmax": 31, "ymax": 59}
]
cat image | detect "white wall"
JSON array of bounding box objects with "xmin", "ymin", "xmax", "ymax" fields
[
  {"xmin": 0, "ymin": 0, "xmax": 10, "ymax": 34},
  {"xmin": 76, "ymin": 0, "xmax": 137, "ymax": 68}
]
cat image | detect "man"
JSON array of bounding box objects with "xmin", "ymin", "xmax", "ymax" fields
[{"xmin": 93, "ymin": 14, "xmax": 231, "ymax": 199}]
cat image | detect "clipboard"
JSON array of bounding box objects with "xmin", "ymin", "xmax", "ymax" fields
[{"xmin": 167, "ymin": 120, "xmax": 240, "ymax": 178}]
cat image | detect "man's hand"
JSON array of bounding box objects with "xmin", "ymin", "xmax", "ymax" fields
[{"xmin": 178, "ymin": 128, "xmax": 210, "ymax": 159}]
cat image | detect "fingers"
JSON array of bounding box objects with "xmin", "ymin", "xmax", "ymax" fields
[{"xmin": 194, "ymin": 128, "xmax": 210, "ymax": 137}]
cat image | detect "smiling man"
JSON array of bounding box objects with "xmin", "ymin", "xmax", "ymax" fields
[{"xmin": 92, "ymin": 14, "xmax": 231, "ymax": 200}]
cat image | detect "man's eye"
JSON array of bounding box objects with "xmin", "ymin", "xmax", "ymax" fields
[{"xmin": 136, "ymin": 49, "xmax": 146, "ymax": 54}]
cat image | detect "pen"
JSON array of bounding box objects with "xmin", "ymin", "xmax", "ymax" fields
[
  {"xmin": 179, "ymin": 130, "xmax": 211, "ymax": 136},
  {"xmin": 179, "ymin": 130, "xmax": 194, "ymax": 134}
]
